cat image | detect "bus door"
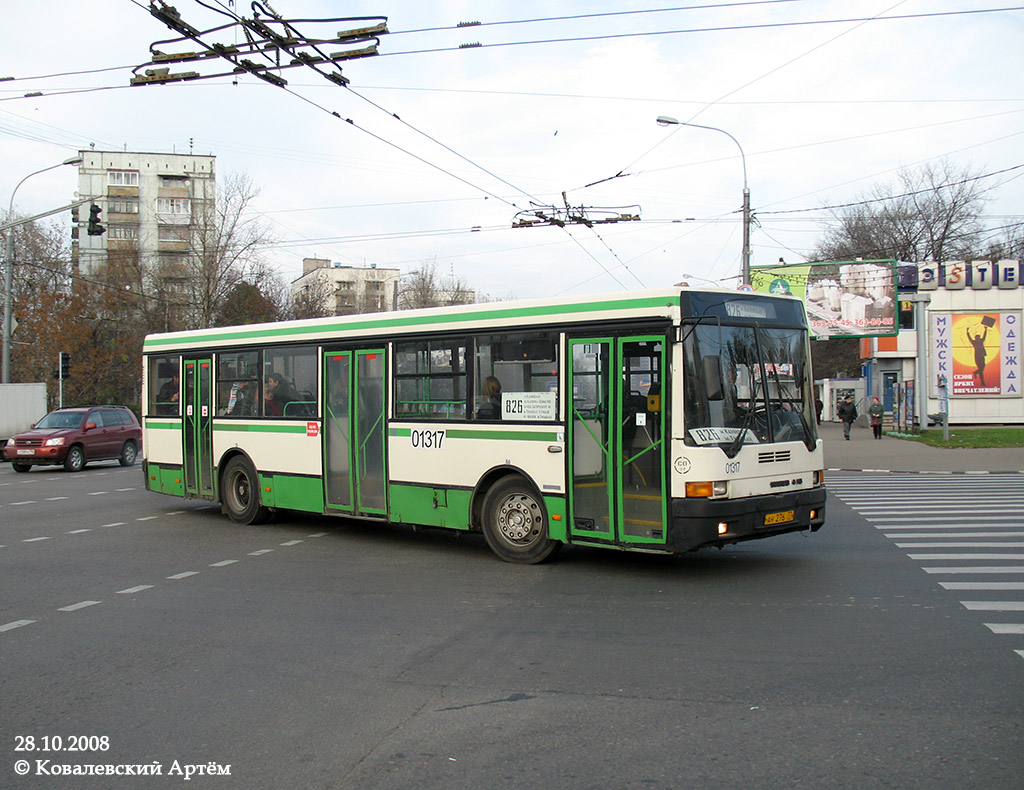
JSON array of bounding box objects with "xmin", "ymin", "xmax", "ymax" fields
[
  {"xmin": 323, "ymin": 348, "xmax": 387, "ymax": 517},
  {"xmin": 568, "ymin": 336, "xmax": 666, "ymax": 547},
  {"xmin": 182, "ymin": 358, "xmax": 215, "ymax": 498}
]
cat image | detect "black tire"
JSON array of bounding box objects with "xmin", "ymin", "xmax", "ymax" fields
[
  {"xmin": 63, "ymin": 445, "xmax": 85, "ymax": 473},
  {"xmin": 481, "ymin": 476, "xmax": 561, "ymax": 564},
  {"xmin": 12, "ymin": 461, "xmax": 31, "ymax": 473},
  {"xmin": 119, "ymin": 441, "xmax": 137, "ymax": 467},
  {"xmin": 221, "ymin": 455, "xmax": 271, "ymax": 525}
]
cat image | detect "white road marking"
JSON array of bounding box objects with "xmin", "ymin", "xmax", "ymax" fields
[
  {"xmin": 248, "ymin": 549, "xmax": 274, "ymax": 556},
  {"xmin": 909, "ymin": 554, "xmax": 1024, "ymax": 560},
  {"xmin": 23, "ymin": 536, "xmax": 50, "ymax": 543},
  {"xmin": 898, "ymin": 542, "xmax": 1024, "ymax": 548},
  {"xmin": 117, "ymin": 585, "xmax": 154, "ymax": 595},
  {"xmin": 961, "ymin": 601, "xmax": 1024, "ymax": 611},
  {"xmin": 985, "ymin": 623, "xmax": 1024, "ymax": 634},
  {"xmin": 102, "ymin": 522, "xmax": 126, "ymax": 528},
  {"xmin": 67, "ymin": 529, "xmax": 92, "ymax": 534},
  {"xmin": 886, "ymin": 532, "xmax": 1024, "ymax": 538},
  {"xmin": 0, "ymin": 620, "xmax": 35, "ymax": 632},
  {"xmin": 167, "ymin": 571, "xmax": 199, "ymax": 580},
  {"xmin": 136, "ymin": 516, "xmax": 158, "ymax": 521},
  {"xmin": 940, "ymin": 582, "xmax": 1024, "ymax": 590},
  {"xmin": 58, "ymin": 600, "xmax": 101, "ymax": 612},
  {"xmin": 280, "ymin": 540, "xmax": 303, "ymax": 546},
  {"xmin": 210, "ymin": 560, "xmax": 238, "ymax": 567}
]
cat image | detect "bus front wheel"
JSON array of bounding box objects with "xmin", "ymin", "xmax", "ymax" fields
[
  {"xmin": 481, "ymin": 476, "xmax": 560, "ymax": 564},
  {"xmin": 222, "ymin": 456, "xmax": 271, "ymax": 525}
]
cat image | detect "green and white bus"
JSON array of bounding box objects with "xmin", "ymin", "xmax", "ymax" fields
[{"xmin": 141, "ymin": 286, "xmax": 826, "ymax": 563}]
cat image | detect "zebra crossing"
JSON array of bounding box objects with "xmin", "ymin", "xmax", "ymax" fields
[{"xmin": 827, "ymin": 473, "xmax": 1024, "ymax": 663}]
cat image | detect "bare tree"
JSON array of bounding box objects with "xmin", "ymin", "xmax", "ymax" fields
[
  {"xmin": 814, "ymin": 160, "xmax": 994, "ymax": 262},
  {"xmin": 399, "ymin": 261, "xmax": 474, "ymax": 309},
  {"xmin": 984, "ymin": 223, "xmax": 1024, "ymax": 261},
  {"xmin": 289, "ymin": 266, "xmax": 335, "ymax": 319},
  {"xmin": 183, "ymin": 171, "xmax": 276, "ymax": 328}
]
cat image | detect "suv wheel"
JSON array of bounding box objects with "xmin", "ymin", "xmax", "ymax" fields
[
  {"xmin": 119, "ymin": 441, "xmax": 137, "ymax": 467},
  {"xmin": 63, "ymin": 445, "xmax": 86, "ymax": 472},
  {"xmin": 12, "ymin": 461, "xmax": 31, "ymax": 473}
]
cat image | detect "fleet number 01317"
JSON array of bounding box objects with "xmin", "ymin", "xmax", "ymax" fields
[{"xmin": 410, "ymin": 429, "xmax": 445, "ymax": 449}]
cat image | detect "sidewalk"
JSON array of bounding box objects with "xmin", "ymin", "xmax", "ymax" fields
[{"xmin": 818, "ymin": 420, "xmax": 1024, "ymax": 474}]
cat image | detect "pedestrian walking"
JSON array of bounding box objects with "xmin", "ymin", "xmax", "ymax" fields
[
  {"xmin": 838, "ymin": 395, "xmax": 857, "ymax": 440},
  {"xmin": 869, "ymin": 396, "xmax": 884, "ymax": 439}
]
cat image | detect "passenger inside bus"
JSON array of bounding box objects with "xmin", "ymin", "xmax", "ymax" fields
[
  {"xmin": 476, "ymin": 376, "xmax": 502, "ymax": 420},
  {"xmin": 264, "ymin": 372, "xmax": 300, "ymax": 417}
]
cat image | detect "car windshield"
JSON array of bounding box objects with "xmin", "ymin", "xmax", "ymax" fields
[
  {"xmin": 34, "ymin": 412, "xmax": 86, "ymax": 430},
  {"xmin": 682, "ymin": 323, "xmax": 817, "ymax": 457}
]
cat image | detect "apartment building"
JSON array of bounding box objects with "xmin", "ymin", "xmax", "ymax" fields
[
  {"xmin": 74, "ymin": 149, "xmax": 216, "ymax": 278},
  {"xmin": 292, "ymin": 258, "xmax": 400, "ymax": 315}
]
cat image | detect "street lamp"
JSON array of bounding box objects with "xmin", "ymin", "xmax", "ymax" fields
[
  {"xmin": 3, "ymin": 155, "xmax": 82, "ymax": 383},
  {"xmin": 655, "ymin": 116, "xmax": 751, "ymax": 286}
]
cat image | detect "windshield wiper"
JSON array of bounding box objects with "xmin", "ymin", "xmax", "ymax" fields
[{"xmin": 723, "ymin": 402, "xmax": 758, "ymax": 459}]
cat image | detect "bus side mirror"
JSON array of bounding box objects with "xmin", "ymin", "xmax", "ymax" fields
[{"xmin": 703, "ymin": 356, "xmax": 723, "ymax": 401}]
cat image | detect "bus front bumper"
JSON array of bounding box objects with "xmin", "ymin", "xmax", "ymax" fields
[{"xmin": 668, "ymin": 487, "xmax": 826, "ymax": 553}]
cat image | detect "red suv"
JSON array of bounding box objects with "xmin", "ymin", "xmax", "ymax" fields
[{"xmin": 3, "ymin": 406, "xmax": 142, "ymax": 473}]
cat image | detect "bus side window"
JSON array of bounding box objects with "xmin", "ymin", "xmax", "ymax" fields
[
  {"xmin": 149, "ymin": 355, "xmax": 180, "ymax": 416},
  {"xmin": 394, "ymin": 339, "xmax": 468, "ymax": 420},
  {"xmin": 474, "ymin": 332, "xmax": 558, "ymax": 421}
]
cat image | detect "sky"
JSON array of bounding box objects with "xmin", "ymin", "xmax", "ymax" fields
[{"xmin": 3, "ymin": 0, "xmax": 1023, "ymax": 302}]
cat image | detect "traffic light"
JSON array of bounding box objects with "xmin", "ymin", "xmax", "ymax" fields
[
  {"xmin": 87, "ymin": 203, "xmax": 105, "ymax": 236},
  {"xmin": 60, "ymin": 352, "xmax": 71, "ymax": 379}
]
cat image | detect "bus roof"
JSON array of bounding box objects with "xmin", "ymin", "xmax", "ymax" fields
[{"xmin": 142, "ymin": 285, "xmax": 800, "ymax": 352}]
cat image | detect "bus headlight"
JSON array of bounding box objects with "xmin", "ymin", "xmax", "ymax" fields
[
  {"xmin": 686, "ymin": 480, "xmax": 728, "ymax": 498},
  {"xmin": 813, "ymin": 469, "xmax": 824, "ymax": 486}
]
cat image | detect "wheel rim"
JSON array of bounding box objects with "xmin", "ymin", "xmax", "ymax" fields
[
  {"xmin": 229, "ymin": 468, "xmax": 251, "ymax": 511},
  {"xmin": 495, "ymin": 492, "xmax": 542, "ymax": 545},
  {"xmin": 69, "ymin": 448, "xmax": 83, "ymax": 469},
  {"xmin": 124, "ymin": 444, "xmax": 136, "ymax": 463}
]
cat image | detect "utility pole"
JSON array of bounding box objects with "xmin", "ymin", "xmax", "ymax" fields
[
  {"xmin": 656, "ymin": 116, "xmax": 752, "ymax": 285},
  {"xmin": 4, "ymin": 156, "xmax": 82, "ymax": 383}
]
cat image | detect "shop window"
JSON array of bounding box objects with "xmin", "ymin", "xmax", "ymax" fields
[{"xmin": 898, "ymin": 301, "xmax": 915, "ymax": 330}]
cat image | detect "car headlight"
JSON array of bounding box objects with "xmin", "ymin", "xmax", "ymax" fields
[
  {"xmin": 44, "ymin": 437, "xmax": 66, "ymax": 447},
  {"xmin": 4, "ymin": 438, "xmax": 12, "ymax": 447}
]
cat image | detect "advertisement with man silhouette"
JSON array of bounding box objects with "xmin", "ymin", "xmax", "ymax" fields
[{"xmin": 931, "ymin": 311, "xmax": 1022, "ymax": 397}]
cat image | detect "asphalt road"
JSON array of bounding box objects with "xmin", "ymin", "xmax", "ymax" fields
[{"xmin": 2, "ymin": 462, "xmax": 1022, "ymax": 789}]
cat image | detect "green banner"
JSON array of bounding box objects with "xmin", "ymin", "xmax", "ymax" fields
[{"xmin": 750, "ymin": 260, "xmax": 897, "ymax": 338}]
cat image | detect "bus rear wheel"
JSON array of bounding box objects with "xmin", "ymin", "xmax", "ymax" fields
[
  {"xmin": 481, "ymin": 476, "xmax": 560, "ymax": 564},
  {"xmin": 222, "ymin": 456, "xmax": 271, "ymax": 525}
]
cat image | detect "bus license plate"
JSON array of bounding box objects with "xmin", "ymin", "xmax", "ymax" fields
[
  {"xmin": 17, "ymin": 448, "xmax": 35, "ymax": 456},
  {"xmin": 764, "ymin": 510, "xmax": 794, "ymax": 526}
]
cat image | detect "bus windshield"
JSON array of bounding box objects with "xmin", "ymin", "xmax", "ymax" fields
[{"xmin": 683, "ymin": 323, "xmax": 817, "ymax": 456}]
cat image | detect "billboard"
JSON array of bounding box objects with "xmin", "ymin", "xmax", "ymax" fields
[
  {"xmin": 930, "ymin": 311, "xmax": 1022, "ymax": 397},
  {"xmin": 750, "ymin": 260, "xmax": 897, "ymax": 338}
]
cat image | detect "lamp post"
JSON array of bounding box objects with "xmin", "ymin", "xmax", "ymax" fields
[
  {"xmin": 655, "ymin": 116, "xmax": 751, "ymax": 286},
  {"xmin": 3, "ymin": 155, "xmax": 82, "ymax": 383}
]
